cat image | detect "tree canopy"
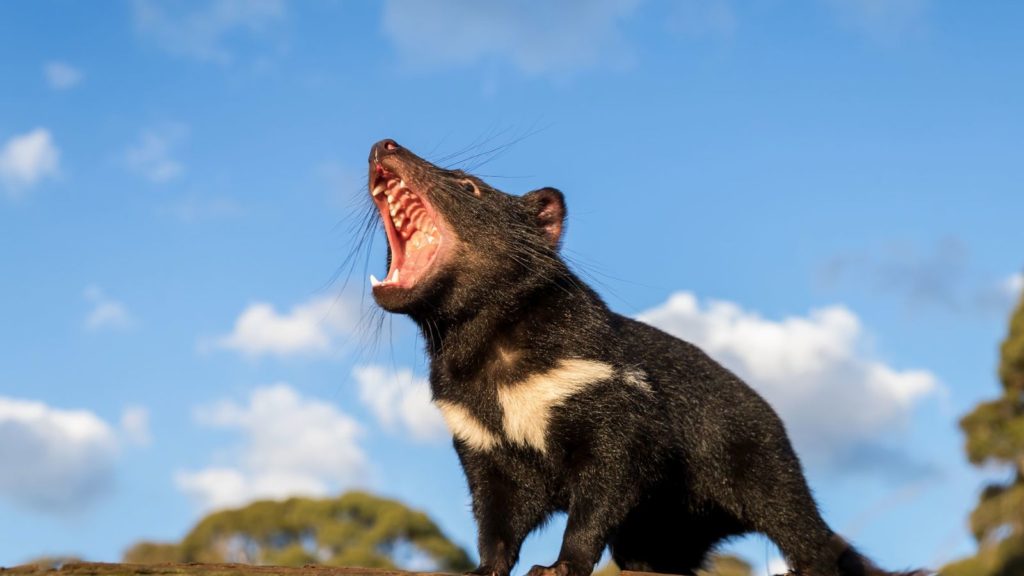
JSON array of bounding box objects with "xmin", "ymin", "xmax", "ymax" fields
[
  {"xmin": 124, "ymin": 491, "xmax": 473, "ymax": 572},
  {"xmin": 945, "ymin": 290, "xmax": 1024, "ymax": 576}
]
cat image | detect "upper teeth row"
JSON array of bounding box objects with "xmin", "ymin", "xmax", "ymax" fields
[
  {"xmin": 371, "ymin": 178, "xmax": 403, "ymax": 199},
  {"xmin": 375, "ymin": 179, "xmax": 428, "ymax": 235}
]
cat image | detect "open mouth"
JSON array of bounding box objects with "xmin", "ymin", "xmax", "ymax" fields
[{"xmin": 369, "ymin": 165, "xmax": 444, "ymax": 291}]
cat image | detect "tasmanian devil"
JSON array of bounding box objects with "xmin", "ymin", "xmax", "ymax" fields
[{"xmin": 363, "ymin": 139, "xmax": 925, "ymax": 576}]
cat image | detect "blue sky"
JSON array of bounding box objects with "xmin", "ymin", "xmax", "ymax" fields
[{"xmin": 1, "ymin": 1, "xmax": 1022, "ymax": 573}]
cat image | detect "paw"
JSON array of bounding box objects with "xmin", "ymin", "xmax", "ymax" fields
[{"xmin": 525, "ymin": 560, "xmax": 581, "ymax": 576}]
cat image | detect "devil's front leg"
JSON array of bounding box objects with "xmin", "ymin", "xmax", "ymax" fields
[
  {"xmin": 526, "ymin": 445, "xmax": 641, "ymax": 576},
  {"xmin": 457, "ymin": 442, "xmax": 551, "ymax": 576}
]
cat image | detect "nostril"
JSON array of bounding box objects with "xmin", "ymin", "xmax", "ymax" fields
[
  {"xmin": 368, "ymin": 139, "xmax": 399, "ymax": 163},
  {"xmin": 369, "ymin": 139, "xmax": 401, "ymax": 164}
]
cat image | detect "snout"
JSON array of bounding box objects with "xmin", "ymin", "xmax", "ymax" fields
[{"xmin": 369, "ymin": 139, "xmax": 401, "ymax": 165}]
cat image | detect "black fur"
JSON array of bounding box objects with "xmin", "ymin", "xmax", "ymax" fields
[{"xmin": 363, "ymin": 140, "xmax": 927, "ymax": 576}]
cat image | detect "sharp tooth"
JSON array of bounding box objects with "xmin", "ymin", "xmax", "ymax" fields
[
  {"xmin": 390, "ymin": 205, "xmax": 398, "ymax": 216},
  {"xmin": 391, "ymin": 269, "xmax": 400, "ymax": 282},
  {"xmin": 372, "ymin": 186, "xmax": 384, "ymax": 197},
  {"xmin": 370, "ymin": 274, "xmax": 381, "ymax": 287},
  {"xmin": 395, "ymin": 215, "xmax": 404, "ymax": 228}
]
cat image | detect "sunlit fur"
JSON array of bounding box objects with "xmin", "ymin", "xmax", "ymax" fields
[
  {"xmin": 497, "ymin": 359, "xmax": 615, "ymax": 454},
  {"xmin": 358, "ymin": 140, "xmax": 927, "ymax": 576},
  {"xmin": 436, "ymin": 400, "xmax": 500, "ymax": 452}
]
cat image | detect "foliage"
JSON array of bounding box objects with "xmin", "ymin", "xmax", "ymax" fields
[
  {"xmin": 944, "ymin": 290, "xmax": 1024, "ymax": 576},
  {"xmin": 123, "ymin": 541, "xmax": 182, "ymax": 564},
  {"xmin": 22, "ymin": 556, "xmax": 84, "ymax": 569},
  {"xmin": 698, "ymin": 555, "xmax": 754, "ymax": 576},
  {"xmin": 123, "ymin": 491, "xmax": 472, "ymax": 572}
]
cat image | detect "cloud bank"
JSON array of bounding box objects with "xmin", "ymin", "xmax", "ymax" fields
[
  {"xmin": 637, "ymin": 292, "xmax": 939, "ymax": 479},
  {"xmin": 355, "ymin": 365, "xmax": 446, "ymax": 441},
  {"xmin": 0, "ymin": 397, "xmax": 119, "ymax": 511},
  {"xmin": 212, "ymin": 295, "xmax": 361, "ymax": 359},
  {"xmin": 176, "ymin": 384, "xmax": 366, "ymax": 512}
]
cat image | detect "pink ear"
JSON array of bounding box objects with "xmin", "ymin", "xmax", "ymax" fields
[{"xmin": 523, "ymin": 187, "xmax": 566, "ymax": 248}]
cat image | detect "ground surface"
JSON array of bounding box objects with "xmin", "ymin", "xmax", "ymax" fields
[
  {"xmin": 1, "ymin": 565, "xmax": 668, "ymax": 576},
  {"xmin": 1, "ymin": 565, "xmax": 450, "ymax": 576}
]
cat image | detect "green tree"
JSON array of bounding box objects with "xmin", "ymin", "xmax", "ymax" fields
[
  {"xmin": 945, "ymin": 289, "xmax": 1024, "ymax": 576},
  {"xmin": 124, "ymin": 491, "xmax": 473, "ymax": 571},
  {"xmin": 123, "ymin": 541, "xmax": 182, "ymax": 564},
  {"xmin": 22, "ymin": 556, "xmax": 83, "ymax": 569},
  {"xmin": 698, "ymin": 555, "xmax": 754, "ymax": 576}
]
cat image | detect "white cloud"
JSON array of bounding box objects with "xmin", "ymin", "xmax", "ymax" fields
[
  {"xmin": 125, "ymin": 125, "xmax": 187, "ymax": 183},
  {"xmin": 84, "ymin": 285, "xmax": 134, "ymax": 331},
  {"xmin": 0, "ymin": 396, "xmax": 118, "ymax": 511},
  {"xmin": 132, "ymin": 0, "xmax": 286, "ymax": 64},
  {"xmin": 1003, "ymin": 272, "xmax": 1024, "ymax": 300},
  {"xmin": 212, "ymin": 295, "xmax": 360, "ymax": 358},
  {"xmin": 355, "ymin": 365, "xmax": 446, "ymax": 441},
  {"xmin": 637, "ymin": 292, "xmax": 939, "ymax": 476},
  {"xmin": 0, "ymin": 128, "xmax": 60, "ymax": 197},
  {"xmin": 382, "ymin": 0, "xmax": 641, "ymax": 75},
  {"xmin": 120, "ymin": 405, "xmax": 152, "ymax": 447},
  {"xmin": 176, "ymin": 384, "xmax": 366, "ymax": 512},
  {"xmin": 43, "ymin": 61, "xmax": 83, "ymax": 90}
]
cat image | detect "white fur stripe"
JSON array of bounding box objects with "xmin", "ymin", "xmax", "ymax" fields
[
  {"xmin": 497, "ymin": 359, "xmax": 615, "ymax": 454},
  {"xmin": 435, "ymin": 400, "xmax": 500, "ymax": 452}
]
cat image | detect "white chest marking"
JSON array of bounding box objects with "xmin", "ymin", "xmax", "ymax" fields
[
  {"xmin": 435, "ymin": 400, "xmax": 499, "ymax": 452},
  {"xmin": 497, "ymin": 359, "xmax": 615, "ymax": 454}
]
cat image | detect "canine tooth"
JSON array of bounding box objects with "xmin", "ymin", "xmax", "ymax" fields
[
  {"xmin": 372, "ymin": 186, "xmax": 384, "ymax": 197},
  {"xmin": 391, "ymin": 269, "xmax": 400, "ymax": 282},
  {"xmin": 370, "ymin": 274, "xmax": 381, "ymax": 287}
]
